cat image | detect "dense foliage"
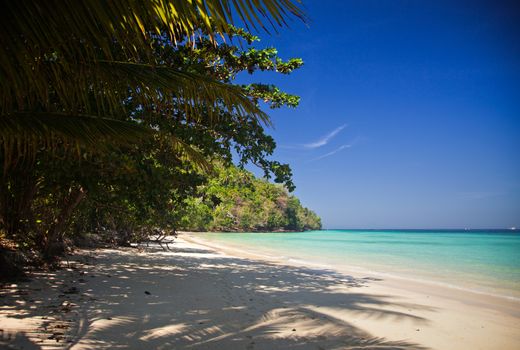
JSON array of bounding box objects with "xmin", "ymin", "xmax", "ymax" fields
[
  {"xmin": 1, "ymin": 1, "xmax": 305, "ymax": 159},
  {"xmin": 1, "ymin": 20, "xmax": 321, "ymax": 268},
  {"xmin": 180, "ymin": 164, "xmax": 321, "ymax": 232}
]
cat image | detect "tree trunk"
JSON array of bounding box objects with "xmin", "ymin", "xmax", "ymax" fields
[{"xmin": 43, "ymin": 186, "xmax": 87, "ymax": 259}]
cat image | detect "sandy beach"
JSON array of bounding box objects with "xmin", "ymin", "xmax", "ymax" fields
[{"xmin": 1, "ymin": 234, "xmax": 519, "ymax": 350}]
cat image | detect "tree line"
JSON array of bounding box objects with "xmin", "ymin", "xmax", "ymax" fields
[
  {"xmin": 0, "ymin": 1, "xmax": 318, "ymax": 276},
  {"xmin": 181, "ymin": 163, "xmax": 321, "ymax": 232}
]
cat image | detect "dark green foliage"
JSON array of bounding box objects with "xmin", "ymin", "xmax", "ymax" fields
[
  {"xmin": 1, "ymin": 1, "xmax": 306, "ymax": 158},
  {"xmin": 67, "ymin": 137, "xmax": 207, "ymax": 246},
  {"xmin": 180, "ymin": 164, "xmax": 321, "ymax": 232},
  {"xmin": 0, "ymin": 24, "xmax": 319, "ymax": 264}
]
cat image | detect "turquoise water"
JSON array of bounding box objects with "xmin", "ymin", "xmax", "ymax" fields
[{"xmin": 199, "ymin": 230, "xmax": 520, "ymax": 299}]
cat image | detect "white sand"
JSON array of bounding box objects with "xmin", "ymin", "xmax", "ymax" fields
[{"xmin": 1, "ymin": 234, "xmax": 519, "ymax": 349}]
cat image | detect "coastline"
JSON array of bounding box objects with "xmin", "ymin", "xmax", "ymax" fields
[
  {"xmin": 187, "ymin": 230, "xmax": 520, "ymax": 302},
  {"xmin": 1, "ymin": 234, "xmax": 519, "ymax": 349},
  {"xmin": 184, "ymin": 233, "xmax": 520, "ymax": 321},
  {"xmin": 183, "ymin": 233, "xmax": 520, "ymax": 305}
]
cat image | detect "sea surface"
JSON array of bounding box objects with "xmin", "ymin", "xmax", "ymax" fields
[{"xmin": 199, "ymin": 229, "xmax": 520, "ymax": 300}]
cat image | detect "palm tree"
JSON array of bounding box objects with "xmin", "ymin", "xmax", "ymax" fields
[
  {"xmin": 0, "ymin": 0, "xmax": 306, "ymax": 160},
  {"xmin": 0, "ymin": 1, "xmax": 306, "ymax": 252}
]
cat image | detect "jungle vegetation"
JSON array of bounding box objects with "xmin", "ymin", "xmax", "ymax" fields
[
  {"xmin": 181, "ymin": 163, "xmax": 321, "ymax": 232},
  {"xmin": 0, "ymin": 1, "xmax": 320, "ymax": 275}
]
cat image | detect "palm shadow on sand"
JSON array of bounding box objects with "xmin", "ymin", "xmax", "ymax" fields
[{"xmin": 1, "ymin": 243, "xmax": 435, "ymax": 349}]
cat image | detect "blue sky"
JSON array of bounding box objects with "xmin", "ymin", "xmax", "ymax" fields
[{"xmin": 243, "ymin": 0, "xmax": 520, "ymax": 229}]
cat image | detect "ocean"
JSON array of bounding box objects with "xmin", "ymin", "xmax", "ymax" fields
[{"xmin": 198, "ymin": 229, "xmax": 520, "ymax": 300}]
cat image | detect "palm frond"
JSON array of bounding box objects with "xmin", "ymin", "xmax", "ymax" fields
[
  {"xmin": 3, "ymin": 60, "xmax": 270, "ymax": 125},
  {"xmin": 1, "ymin": 112, "xmax": 149, "ymax": 146},
  {"xmin": 1, "ymin": 1, "xmax": 305, "ymax": 51},
  {"xmin": 0, "ymin": 1, "xmax": 305, "ymax": 113},
  {"xmin": 0, "ymin": 1, "xmax": 303, "ymax": 164},
  {"xmin": 157, "ymin": 134, "xmax": 213, "ymax": 174},
  {"xmin": 99, "ymin": 61, "xmax": 271, "ymax": 125},
  {"xmin": 0, "ymin": 112, "xmax": 149, "ymax": 167},
  {"xmin": 0, "ymin": 112, "xmax": 213, "ymax": 172}
]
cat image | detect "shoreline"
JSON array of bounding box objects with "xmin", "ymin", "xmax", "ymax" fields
[
  {"xmin": 183, "ymin": 232, "xmax": 520, "ymax": 306},
  {"xmin": 1, "ymin": 235, "xmax": 519, "ymax": 349},
  {"xmin": 184, "ymin": 233, "xmax": 520, "ymax": 316}
]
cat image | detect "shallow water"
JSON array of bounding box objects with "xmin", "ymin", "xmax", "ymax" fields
[{"xmin": 199, "ymin": 229, "xmax": 520, "ymax": 299}]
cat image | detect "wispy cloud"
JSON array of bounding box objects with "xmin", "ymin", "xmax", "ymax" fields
[
  {"xmin": 311, "ymin": 144, "xmax": 351, "ymax": 161},
  {"xmin": 303, "ymin": 124, "xmax": 347, "ymax": 149}
]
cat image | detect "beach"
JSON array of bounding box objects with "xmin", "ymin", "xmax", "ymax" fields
[{"xmin": 1, "ymin": 234, "xmax": 519, "ymax": 349}]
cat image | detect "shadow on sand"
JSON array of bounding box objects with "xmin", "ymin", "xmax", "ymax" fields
[{"xmin": 1, "ymin": 242, "xmax": 435, "ymax": 349}]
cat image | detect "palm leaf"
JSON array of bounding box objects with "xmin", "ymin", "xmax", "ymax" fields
[
  {"xmin": 0, "ymin": 1, "xmax": 305, "ymax": 114},
  {"xmin": 1, "ymin": 112, "xmax": 150, "ymax": 168},
  {"xmin": 156, "ymin": 134, "xmax": 213, "ymax": 174},
  {"xmin": 0, "ymin": 0, "xmax": 304, "ymax": 165},
  {"xmin": 5, "ymin": 60, "xmax": 270, "ymax": 126},
  {"xmin": 1, "ymin": 112, "xmax": 149, "ymax": 146},
  {"xmin": 1, "ymin": 59, "xmax": 270, "ymax": 163},
  {"xmin": 98, "ymin": 61, "xmax": 271, "ymax": 125},
  {"xmin": 1, "ymin": 112, "xmax": 211, "ymax": 171}
]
